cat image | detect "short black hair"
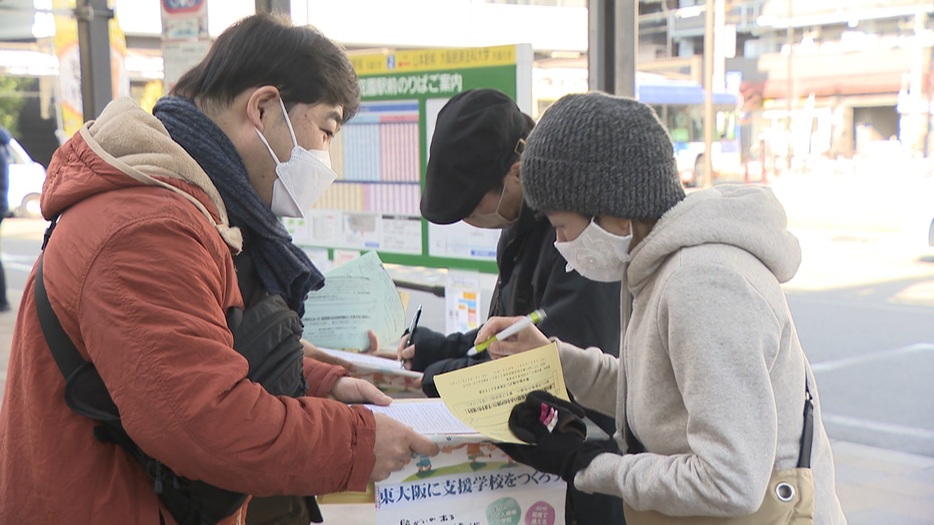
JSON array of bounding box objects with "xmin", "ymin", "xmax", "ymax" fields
[{"xmin": 172, "ymin": 14, "xmax": 360, "ymax": 122}]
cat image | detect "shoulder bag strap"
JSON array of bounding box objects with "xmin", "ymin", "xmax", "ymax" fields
[
  {"xmin": 797, "ymin": 379, "xmax": 815, "ymax": 469},
  {"xmin": 34, "ymin": 216, "xmax": 88, "ymax": 381}
]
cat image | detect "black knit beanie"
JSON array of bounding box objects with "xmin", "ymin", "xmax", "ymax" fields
[{"xmin": 522, "ymin": 92, "xmax": 685, "ymax": 220}]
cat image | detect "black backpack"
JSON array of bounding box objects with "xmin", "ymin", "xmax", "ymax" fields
[{"xmin": 35, "ymin": 217, "xmax": 315, "ymax": 525}]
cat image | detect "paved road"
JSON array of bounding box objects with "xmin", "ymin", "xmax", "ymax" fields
[
  {"xmin": 770, "ymin": 170, "xmax": 934, "ymax": 457},
  {"xmin": 785, "ymin": 232, "xmax": 934, "ymax": 457}
]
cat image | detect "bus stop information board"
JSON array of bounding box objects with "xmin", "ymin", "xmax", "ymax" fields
[{"xmin": 284, "ymin": 44, "xmax": 533, "ymax": 274}]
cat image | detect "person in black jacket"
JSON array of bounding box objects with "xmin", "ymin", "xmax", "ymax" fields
[{"xmin": 402, "ymin": 89, "xmax": 625, "ymax": 525}]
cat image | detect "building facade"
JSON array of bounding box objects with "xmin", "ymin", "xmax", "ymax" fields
[{"xmin": 2, "ymin": 0, "xmax": 932, "ymax": 168}]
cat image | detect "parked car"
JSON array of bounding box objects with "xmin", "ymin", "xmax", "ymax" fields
[{"xmin": 5, "ymin": 137, "xmax": 45, "ymax": 218}]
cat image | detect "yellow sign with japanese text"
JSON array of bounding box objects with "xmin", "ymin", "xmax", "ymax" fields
[
  {"xmin": 52, "ymin": 0, "xmax": 129, "ymax": 137},
  {"xmin": 350, "ymin": 45, "xmax": 518, "ymax": 75}
]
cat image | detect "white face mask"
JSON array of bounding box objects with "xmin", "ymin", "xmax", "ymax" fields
[
  {"xmin": 255, "ymin": 98, "xmax": 337, "ymax": 218},
  {"xmin": 554, "ymin": 219, "xmax": 632, "ymax": 282},
  {"xmin": 466, "ymin": 187, "xmax": 518, "ymax": 229}
]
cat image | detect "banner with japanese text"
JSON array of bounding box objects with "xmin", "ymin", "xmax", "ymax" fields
[
  {"xmin": 52, "ymin": 0, "xmax": 129, "ymax": 138},
  {"xmin": 161, "ymin": 0, "xmax": 211, "ymax": 92},
  {"xmin": 374, "ymin": 435, "xmax": 565, "ymax": 525}
]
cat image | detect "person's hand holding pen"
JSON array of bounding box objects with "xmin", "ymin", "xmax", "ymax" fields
[
  {"xmin": 397, "ymin": 338, "xmax": 416, "ymax": 370},
  {"xmin": 472, "ymin": 310, "xmax": 550, "ymax": 359},
  {"xmin": 395, "ymin": 305, "xmax": 421, "ymax": 370}
]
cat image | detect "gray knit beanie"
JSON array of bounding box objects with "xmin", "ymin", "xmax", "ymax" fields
[{"xmin": 522, "ymin": 92, "xmax": 685, "ymax": 221}]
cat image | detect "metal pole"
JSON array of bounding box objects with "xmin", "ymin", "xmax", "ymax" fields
[
  {"xmin": 703, "ymin": 0, "xmax": 714, "ymax": 187},
  {"xmin": 588, "ymin": 0, "xmax": 613, "ymax": 92},
  {"xmin": 75, "ymin": 0, "xmax": 114, "ymax": 120},
  {"xmin": 255, "ymin": 0, "xmax": 291, "ymax": 16},
  {"xmin": 588, "ymin": 0, "xmax": 638, "ymax": 97},
  {"xmin": 712, "ymin": 0, "xmax": 725, "ymax": 98},
  {"xmin": 786, "ymin": 0, "xmax": 794, "ymax": 174},
  {"xmin": 616, "ymin": 0, "xmax": 637, "ymax": 97}
]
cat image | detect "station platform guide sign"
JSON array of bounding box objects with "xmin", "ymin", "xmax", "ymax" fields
[{"xmin": 285, "ymin": 44, "xmax": 534, "ymax": 274}]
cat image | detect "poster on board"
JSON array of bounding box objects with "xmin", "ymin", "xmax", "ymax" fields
[
  {"xmin": 375, "ymin": 434, "xmax": 566, "ymax": 525},
  {"xmin": 288, "ymin": 44, "xmax": 534, "ymax": 275}
]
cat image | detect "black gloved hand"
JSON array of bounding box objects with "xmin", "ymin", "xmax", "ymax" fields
[
  {"xmin": 509, "ymin": 390, "xmax": 588, "ymax": 443},
  {"xmin": 498, "ymin": 391, "xmax": 619, "ymax": 483}
]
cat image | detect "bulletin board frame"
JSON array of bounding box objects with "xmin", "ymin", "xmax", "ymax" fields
[{"xmin": 286, "ymin": 44, "xmax": 534, "ymax": 274}]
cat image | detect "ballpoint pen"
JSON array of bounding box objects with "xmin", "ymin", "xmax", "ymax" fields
[
  {"xmin": 466, "ymin": 308, "xmax": 547, "ymax": 357},
  {"xmin": 400, "ymin": 305, "xmax": 422, "ymax": 368}
]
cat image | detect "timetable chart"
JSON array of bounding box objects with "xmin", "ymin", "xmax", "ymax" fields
[
  {"xmin": 316, "ymin": 100, "xmax": 422, "ymax": 217},
  {"xmin": 294, "ymin": 43, "xmax": 532, "ymax": 271}
]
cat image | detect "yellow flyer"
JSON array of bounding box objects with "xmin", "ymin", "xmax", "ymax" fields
[{"xmin": 433, "ymin": 342, "xmax": 570, "ymax": 444}]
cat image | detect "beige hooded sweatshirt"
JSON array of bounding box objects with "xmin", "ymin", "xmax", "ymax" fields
[{"xmin": 557, "ymin": 185, "xmax": 847, "ymax": 523}]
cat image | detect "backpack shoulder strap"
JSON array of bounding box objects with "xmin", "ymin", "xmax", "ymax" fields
[{"xmin": 35, "ymin": 216, "xmax": 87, "ymax": 381}]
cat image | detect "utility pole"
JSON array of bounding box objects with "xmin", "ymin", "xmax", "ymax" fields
[
  {"xmin": 75, "ymin": 0, "xmax": 114, "ymax": 120},
  {"xmin": 588, "ymin": 0, "xmax": 638, "ymax": 97}
]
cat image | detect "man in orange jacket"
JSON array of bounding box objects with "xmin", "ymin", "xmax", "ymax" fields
[{"xmin": 0, "ymin": 14, "xmax": 437, "ymax": 525}]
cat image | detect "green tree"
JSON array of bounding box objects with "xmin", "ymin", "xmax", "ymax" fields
[{"xmin": 0, "ymin": 75, "xmax": 27, "ymax": 136}]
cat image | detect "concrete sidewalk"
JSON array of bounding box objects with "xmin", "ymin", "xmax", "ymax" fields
[{"xmin": 1, "ymin": 297, "xmax": 932, "ymax": 523}]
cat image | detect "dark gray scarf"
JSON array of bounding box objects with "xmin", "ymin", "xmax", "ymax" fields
[{"xmin": 153, "ymin": 96, "xmax": 323, "ymax": 315}]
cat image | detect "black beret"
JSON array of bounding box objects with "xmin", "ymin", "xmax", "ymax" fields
[{"xmin": 421, "ymin": 89, "xmax": 529, "ymax": 224}]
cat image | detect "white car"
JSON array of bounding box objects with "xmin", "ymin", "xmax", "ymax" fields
[{"xmin": 5, "ymin": 137, "xmax": 45, "ymax": 218}]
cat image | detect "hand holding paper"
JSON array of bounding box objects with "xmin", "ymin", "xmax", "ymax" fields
[
  {"xmin": 366, "ymin": 346, "xmax": 573, "ymax": 523},
  {"xmin": 370, "ymin": 413, "xmax": 440, "ymax": 482},
  {"xmin": 302, "ymin": 251, "xmax": 406, "ymax": 352},
  {"xmin": 433, "ymin": 342, "xmax": 570, "ymax": 443},
  {"xmin": 368, "ymin": 398, "xmax": 569, "ymax": 523},
  {"xmin": 366, "ymin": 399, "xmax": 476, "ymax": 436},
  {"xmin": 302, "ymin": 339, "xmax": 354, "ymax": 370},
  {"xmin": 330, "ymin": 376, "xmax": 392, "ymax": 406},
  {"xmin": 366, "ymin": 343, "xmax": 573, "ymax": 445},
  {"xmin": 314, "ymin": 347, "xmax": 423, "ymax": 380}
]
